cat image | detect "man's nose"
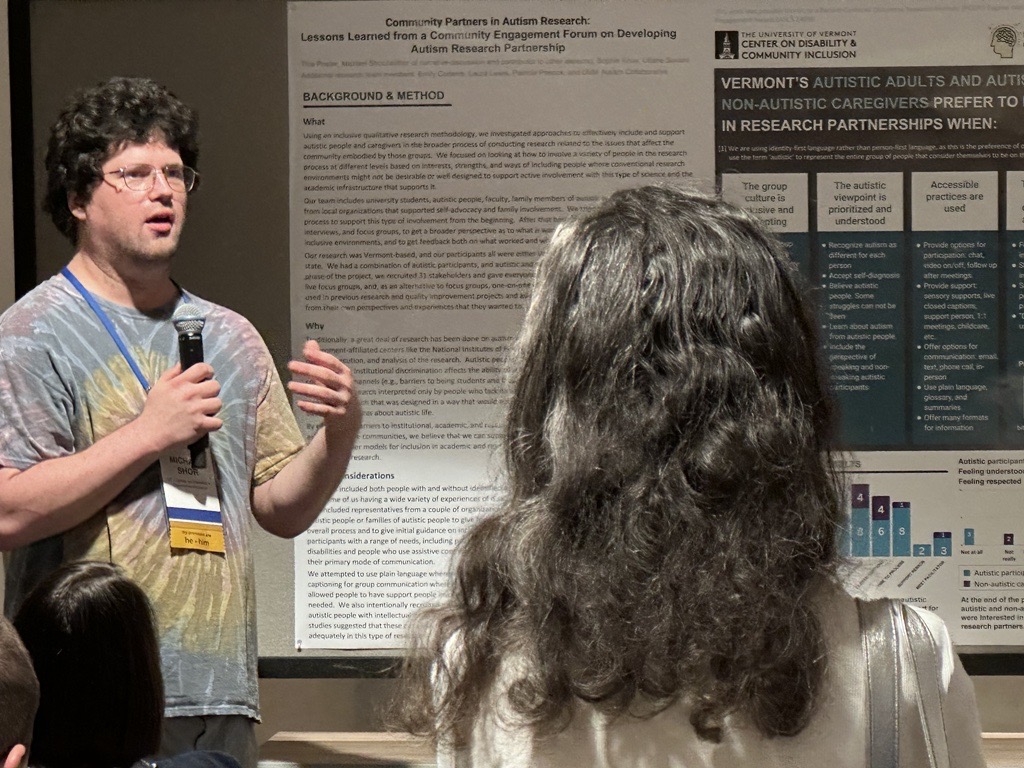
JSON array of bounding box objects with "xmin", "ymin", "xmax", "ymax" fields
[{"xmin": 149, "ymin": 169, "xmax": 175, "ymax": 197}]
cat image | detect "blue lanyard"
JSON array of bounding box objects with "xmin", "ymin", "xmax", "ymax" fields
[{"xmin": 61, "ymin": 266, "xmax": 189, "ymax": 394}]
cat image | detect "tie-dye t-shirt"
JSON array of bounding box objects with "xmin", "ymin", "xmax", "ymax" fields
[{"xmin": 0, "ymin": 274, "xmax": 306, "ymax": 718}]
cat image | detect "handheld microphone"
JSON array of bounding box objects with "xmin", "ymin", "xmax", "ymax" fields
[{"xmin": 171, "ymin": 304, "xmax": 208, "ymax": 469}]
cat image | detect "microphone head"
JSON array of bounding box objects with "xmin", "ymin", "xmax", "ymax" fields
[{"xmin": 172, "ymin": 303, "xmax": 206, "ymax": 335}]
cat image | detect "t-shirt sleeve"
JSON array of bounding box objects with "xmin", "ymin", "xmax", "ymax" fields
[
  {"xmin": 252, "ymin": 357, "xmax": 306, "ymax": 486},
  {"xmin": 0, "ymin": 340, "xmax": 77, "ymax": 468}
]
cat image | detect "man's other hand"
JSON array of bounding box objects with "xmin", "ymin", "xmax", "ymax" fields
[{"xmin": 287, "ymin": 340, "xmax": 362, "ymax": 437}]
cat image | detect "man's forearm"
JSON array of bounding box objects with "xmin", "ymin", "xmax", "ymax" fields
[
  {"xmin": 0, "ymin": 418, "xmax": 164, "ymax": 549},
  {"xmin": 0, "ymin": 361, "xmax": 224, "ymax": 549},
  {"xmin": 251, "ymin": 423, "xmax": 358, "ymax": 539}
]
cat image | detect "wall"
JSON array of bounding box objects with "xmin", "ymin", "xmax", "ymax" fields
[{"xmin": 0, "ymin": 0, "xmax": 13, "ymax": 313}]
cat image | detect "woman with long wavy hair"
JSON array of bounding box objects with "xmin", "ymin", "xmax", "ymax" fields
[{"xmin": 394, "ymin": 186, "xmax": 984, "ymax": 767}]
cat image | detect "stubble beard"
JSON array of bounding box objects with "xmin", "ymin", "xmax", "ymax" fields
[{"xmin": 116, "ymin": 231, "xmax": 181, "ymax": 277}]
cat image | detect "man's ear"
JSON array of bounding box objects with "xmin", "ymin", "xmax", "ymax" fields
[
  {"xmin": 3, "ymin": 743, "xmax": 26, "ymax": 768},
  {"xmin": 69, "ymin": 191, "xmax": 88, "ymax": 222}
]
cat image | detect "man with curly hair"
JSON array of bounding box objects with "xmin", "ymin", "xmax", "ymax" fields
[{"xmin": 0, "ymin": 77, "xmax": 361, "ymax": 767}]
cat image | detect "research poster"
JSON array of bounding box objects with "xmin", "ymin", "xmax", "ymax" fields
[{"xmin": 288, "ymin": 0, "xmax": 1024, "ymax": 649}]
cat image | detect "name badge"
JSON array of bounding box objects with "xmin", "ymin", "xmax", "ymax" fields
[{"xmin": 159, "ymin": 446, "xmax": 225, "ymax": 554}]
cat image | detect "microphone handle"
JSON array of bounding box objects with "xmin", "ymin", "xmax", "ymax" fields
[{"xmin": 178, "ymin": 332, "xmax": 208, "ymax": 468}]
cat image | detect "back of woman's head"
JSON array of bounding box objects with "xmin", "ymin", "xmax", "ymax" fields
[
  {"xmin": 13, "ymin": 561, "xmax": 163, "ymax": 768},
  {"xmin": 508, "ymin": 185, "xmax": 836, "ymax": 506},
  {"xmin": 399, "ymin": 185, "xmax": 844, "ymax": 746}
]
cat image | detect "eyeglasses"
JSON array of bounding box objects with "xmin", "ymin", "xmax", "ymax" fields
[{"xmin": 104, "ymin": 164, "xmax": 199, "ymax": 193}]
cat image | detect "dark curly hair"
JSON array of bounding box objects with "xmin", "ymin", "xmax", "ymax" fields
[
  {"xmin": 43, "ymin": 76, "xmax": 199, "ymax": 242},
  {"xmin": 14, "ymin": 561, "xmax": 164, "ymax": 768},
  {"xmin": 394, "ymin": 186, "xmax": 844, "ymax": 747}
]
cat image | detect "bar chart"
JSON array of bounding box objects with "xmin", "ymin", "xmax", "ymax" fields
[{"xmin": 847, "ymin": 482, "xmax": 956, "ymax": 558}]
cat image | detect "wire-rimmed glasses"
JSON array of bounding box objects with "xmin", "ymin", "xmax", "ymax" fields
[{"xmin": 104, "ymin": 164, "xmax": 199, "ymax": 193}]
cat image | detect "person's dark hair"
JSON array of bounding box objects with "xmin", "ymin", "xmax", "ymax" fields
[
  {"xmin": 13, "ymin": 561, "xmax": 164, "ymax": 768},
  {"xmin": 395, "ymin": 186, "xmax": 844, "ymax": 746},
  {"xmin": 0, "ymin": 616, "xmax": 39, "ymax": 756},
  {"xmin": 44, "ymin": 76, "xmax": 199, "ymax": 243}
]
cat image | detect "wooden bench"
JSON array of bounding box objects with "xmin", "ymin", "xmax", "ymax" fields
[
  {"xmin": 260, "ymin": 732, "xmax": 432, "ymax": 766},
  {"xmin": 260, "ymin": 731, "xmax": 1024, "ymax": 767},
  {"xmin": 983, "ymin": 733, "xmax": 1024, "ymax": 768}
]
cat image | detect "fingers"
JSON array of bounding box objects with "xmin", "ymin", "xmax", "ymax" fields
[
  {"xmin": 288, "ymin": 341, "xmax": 358, "ymax": 422},
  {"xmin": 158, "ymin": 362, "xmax": 183, "ymax": 382},
  {"xmin": 201, "ymin": 414, "xmax": 225, "ymax": 433},
  {"xmin": 288, "ymin": 379, "xmax": 354, "ymax": 412},
  {"xmin": 178, "ymin": 362, "xmax": 216, "ymax": 382},
  {"xmin": 287, "ymin": 360, "xmax": 348, "ymax": 391},
  {"xmin": 155, "ymin": 363, "xmax": 218, "ymax": 395},
  {"xmin": 288, "ymin": 342, "xmax": 352, "ymax": 389},
  {"xmin": 144, "ymin": 363, "xmax": 223, "ymax": 449},
  {"xmin": 286, "ymin": 373, "xmax": 356, "ymax": 408},
  {"xmin": 162, "ymin": 363, "xmax": 221, "ymax": 401},
  {"xmin": 293, "ymin": 341, "xmax": 344, "ymax": 374},
  {"xmin": 183, "ymin": 394, "xmax": 223, "ymax": 436}
]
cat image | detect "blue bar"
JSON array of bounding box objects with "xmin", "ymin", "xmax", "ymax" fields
[
  {"xmin": 965, "ymin": 528, "xmax": 975, "ymax": 546},
  {"xmin": 851, "ymin": 509, "xmax": 871, "ymax": 557},
  {"xmin": 913, "ymin": 544, "xmax": 932, "ymax": 557},
  {"xmin": 871, "ymin": 496, "xmax": 891, "ymax": 557},
  {"xmin": 167, "ymin": 506, "xmax": 223, "ymax": 525},
  {"xmin": 933, "ymin": 531, "xmax": 952, "ymax": 557},
  {"xmin": 892, "ymin": 502, "xmax": 911, "ymax": 557},
  {"xmin": 851, "ymin": 483, "xmax": 871, "ymax": 557},
  {"xmin": 838, "ymin": 519, "xmax": 851, "ymax": 557}
]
